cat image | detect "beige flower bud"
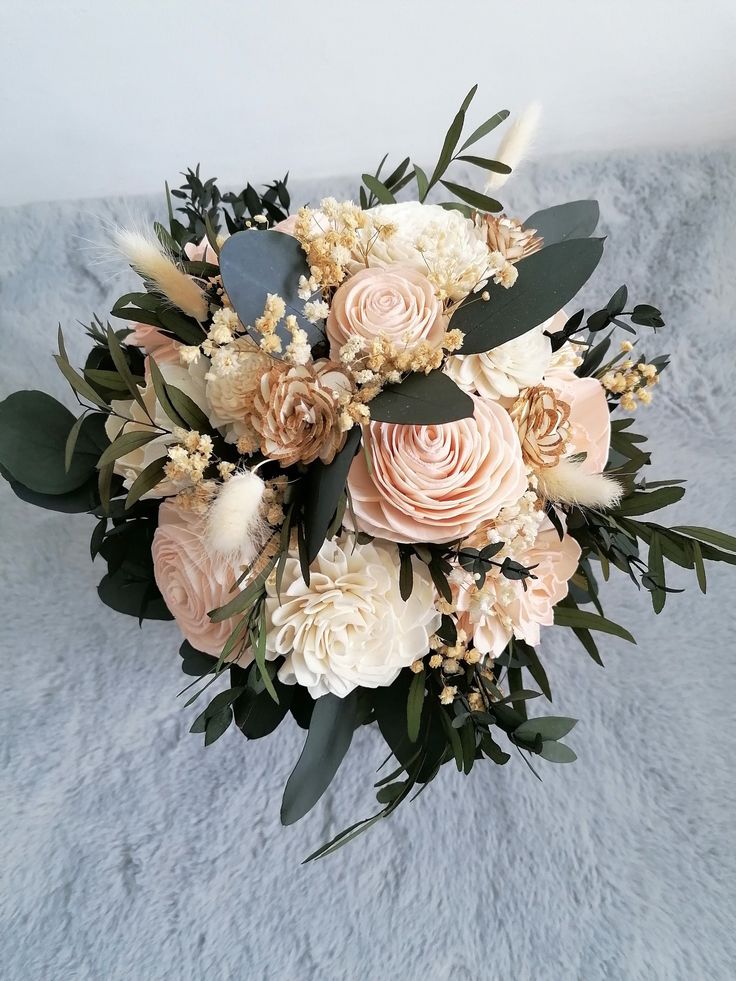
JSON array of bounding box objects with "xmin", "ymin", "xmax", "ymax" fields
[
  {"xmin": 510, "ymin": 385, "xmax": 571, "ymax": 470},
  {"xmin": 252, "ymin": 359, "xmax": 354, "ymax": 467}
]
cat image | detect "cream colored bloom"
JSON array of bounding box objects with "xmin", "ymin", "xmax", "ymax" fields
[
  {"xmin": 264, "ymin": 536, "xmax": 440, "ymax": 698},
  {"xmin": 351, "ymin": 202, "xmax": 492, "ymax": 301},
  {"xmin": 205, "ymin": 337, "xmax": 272, "ymax": 445},
  {"xmin": 104, "ymin": 359, "xmax": 208, "ymax": 497},
  {"xmin": 445, "ymin": 320, "xmax": 554, "ymax": 403}
]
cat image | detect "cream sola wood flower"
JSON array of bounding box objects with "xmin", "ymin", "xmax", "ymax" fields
[{"xmin": 263, "ymin": 535, "xmax": 440, "ymax": 698}]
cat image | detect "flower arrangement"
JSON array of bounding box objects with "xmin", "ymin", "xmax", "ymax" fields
[{"xmin": 2, "ymin": 87, "xmax": 734, "ymax": 860}]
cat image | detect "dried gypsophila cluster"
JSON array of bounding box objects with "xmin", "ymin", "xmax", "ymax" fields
[
  {"xmin": 601, "ymin": 341, "xmax": 659, "ymax": 411},
  {"xmin": 294, "ymin": 199, "xmax": 392, "ymax": 292},
  {"xmin": 338, "ymin": 327, "xmax": 465, "ymax": 391},
  {"xmin": 509, "ymin": 385, "xmax": 572, "ymax": 470}
]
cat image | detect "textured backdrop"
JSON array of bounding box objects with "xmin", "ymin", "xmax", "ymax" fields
[{"xmin": 1, "ymin": 148, "xmax": 735, "ymax": 980}]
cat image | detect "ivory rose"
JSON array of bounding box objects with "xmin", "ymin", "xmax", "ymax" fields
[
  {"xmin": 152, "ymin": 500, "xmax": 249, "ymax": 658},
  {"xmin": 264, "ymin": 535, "xmax": 440, "ymax": 698},
  {"xmin": 326, "ymin": 265, "xmax": 446, "ymax": 358},
  {"xmin": 445, "ymin": 320, "xmax": 554, "ymax": 403},
  {"xmin": 545, "ymin": 369, "xmax": 611, "ymax": 473},
  {"xmin": 348, "ymin": 396, "xmax": 527, "ymax": 544}
]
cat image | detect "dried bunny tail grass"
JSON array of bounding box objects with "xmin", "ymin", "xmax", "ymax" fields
[
  {"xmin": 115, "ymin": 228, "xmax": 209, "ymax": 321},
  {"xmin": 485, "ymin": 101, "xmax": 542, "ymax": 191},
  {"xmin": 537, "ymin": 459, "xmax": 622, "ymax": 511},
  {"xmin": 204, "ymin": 470, "xmax": 268, "ymax": 568}
]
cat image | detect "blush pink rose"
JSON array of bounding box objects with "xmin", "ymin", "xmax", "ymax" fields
[
  {"xmin": 326, "ymin": 265, "xmax": 446, "ymax": 358},
  {"xmin": 508, "ymin": 523, "xmax": 581, "ymax": 647},
  {"xmin": 152, "ymin": 500, "xmax": 249, "ymax": 659},
  {"xmin": 126, "ymin": 323, "xmax": 182, "ymax": 365},
  {"xmin": 546, "ymin": 369, "xmax": 611, "ymax": 473},
  {"xmin": 348, "ymin": 396, "xmax": 527, "ymax": 544}
]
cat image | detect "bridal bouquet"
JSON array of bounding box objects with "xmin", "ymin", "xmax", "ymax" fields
[{"xmin": 2, "ymin": 88, "xmax": 734, "ymax": 859}]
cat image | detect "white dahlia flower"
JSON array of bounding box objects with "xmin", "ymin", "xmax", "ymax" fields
[
  {"xmin": 352, "ymin": 201, "xmax": 492, "ymax": 301},
  {"xmin": 264, "ymin": 535, "xmax": 440, "ymax": 698},
  {"xmin": 445, "ymin": 320, "xmax": 554, "ymax": 402}
]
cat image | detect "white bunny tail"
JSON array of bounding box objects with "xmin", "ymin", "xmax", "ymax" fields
[
  {"xmin": 537, "ymin": 460, "xmax": 622, "ymax": 511},
  {"xmin": 205, "ymin": 471, "xmax": 268, "ymax": 567},
  {"xmin": 485, "ymin": 101, "xmax": 542, "ymax": 191},
  {"xmin": 115, "ymin": 228, "xmax": 208, "ymax": 321}
]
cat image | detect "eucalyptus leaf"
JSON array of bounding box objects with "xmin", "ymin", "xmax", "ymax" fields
[
  {"xmin": 553, "ymin": 606, "xmax": 636, "ymax": 643},
  {"xmin": 539, "ymin": 741, "xmax": 577, "ymax": 763},
  {"xmin": 369, "ymin": 370, "xmax": 474, "ymax": 424},
  {"xmin": 439, "ymin": 180, "xmax": 502, "ymax": 213},
  {"xmin": 302, "ymin": 426, "xmax": 361, "ymax": 563},
  {"xmin": 525, "ymin": 200, "xmax": 600, "ymax": 245},
  {"xmin": 219, "ymin": 230, "xmax": 324, "ymax": 351},
  {"xmin": 281, "ymin": 692, "xmax": 358, "ymax": 826},
  {"xmin": 515, "ymin": 716, "xmax": 577, "ymax": 741},
  {"xmin": 0, "ymin": 392, "xmax": 102, "ymax": 495},
  {"xmin": 362, "ymin": 174, "xmax": 396, "ymax": 204},
  {"xmin": 452, "ymin": 238, "xmax": 605, "ymax": 354}
]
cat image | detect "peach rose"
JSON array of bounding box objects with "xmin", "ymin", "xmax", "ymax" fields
[
  {"xmin": 508, "ymin": 523, "xmax": 581, "ymax": 647},
  {"xmin": 152, "ymin": 500, "xmax": 249, "ymax": 658},
  {"xmin": 126, "ymin": 323, "xmax": 182, "ymax": 365},
  {"xmin": 348, "ymin": 396, "xmax": 527, "ymax": 544},
  {"xmin": 326, "ymin": 265, "xmax": 446, "ymax": 358},
  {"xmin": 184, "ymin": 236, "xmax": 219, "ymax": 265},
  {"xmin": 546, "ymin": 369, "xmax": 611, "ymax": 473}
]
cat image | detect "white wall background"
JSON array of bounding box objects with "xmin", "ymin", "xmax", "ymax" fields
[{"xmin": 1, "ymin": 0, "xmax": 735, "ymax": 206}]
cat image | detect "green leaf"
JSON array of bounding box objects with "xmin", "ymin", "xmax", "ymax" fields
[
  {"xmin": 414, "ymin": 165, "xmax": 429, "ymax": 201},
  {"xmin": 147, "ymin": 357, "xmax": 187, "ymax": 429},
  {"xmin": 106, "ymin": 326, "xmax": 149, "ymax": 418},
  {"xmin": 369, "ymin": 370, "xmax": 474, "ymax": 424},
  {"xmin": 97, "ymin": 429, "xmax": 158, "ymax": 469},
  {"xmin": 362, "ymin": 174, "xmax": 396, "ymax": 205},
  {"xmin": 692, "ymin": 540, "xmax": 707, "ymax": 594},
  {"xmin": 429, "ymin": 108, "xmax": 466, "ymax": 189},
  {"xmin": 525, "ymin": 200, "xmax": 600, "ymax": 245},
  {"xmin": 280, "ymin": 692, "xmax": 358, "ymax": 826},
  {"xmin": 617, "ymin": 486, "xmax": 686, "ymax": 516},
  {"xmin": 455, "ymin": 155, "xmax": 512, "ymax": 174},
  {"xmin": 439, "ymin": 180, "xmax": 502, "ymax": 213},
  {"xmin": 219, "ymin": 230, "xmax": 323, "ymax": 352},
  {"xmin": 452, "ymin": 238, "xmax": 605, "ymax": 355},
  {"xmin": 53, "ymin": 355, "xmax": 109, "ymax": 409},
  {"xmin": 459, "ymin": 83, "xmax": 479, "ymax": 113},
  {"xmin": 647, "ymin": 533, "xmax": 666, "ymax": 614},
  {"xmin": 2, "ymin": 468, "xmax": 99, "ymax": 513},
  {"xmin": 0, "ymin": 391, "xmax": 102, "ymax": 494},
  {"xmin": 302, "ymin": 426, "xmax": 361, "ymax": 564},
  {"xmin": 671, "ymin": 526, "xmax": 736, "ymax": 554},
  {"xmin": 97, "ymin": 569, "xmax": 172, "ymax": 621},
  {"xmin": 252, "ymin": 612, "xmax": 279, "ymax": 704},
  {"xmin": 539, "ymin": 741, "xmax": 577, "ymax": 763},
  {"xmin": 125, "ymin": 455, "xmax": 167, "ymax": 509},
  {"xmin": 553, "ymin": 606, "xmax": 636, "ymax": 644},
  {"xmin": 399, "ymin": 549, "xmax": 414, "ymax": 601},
  {"xmin": 459, "ymin": 109, "xmax": 510, "ymax": 152},
  {"xmin": 515, "ymin": 716, "xmax": 577, "ymax": 741},
  {"xmin": 407, "ymin": 670, "xmax": 425, "ymax": 743},
  {"xmin": 64, "ymin": 412, "xmax": 87, "ymax": 473},
  {"xmin": 164, "ymin": 383, "xmax": 212, "ymax": 433}
]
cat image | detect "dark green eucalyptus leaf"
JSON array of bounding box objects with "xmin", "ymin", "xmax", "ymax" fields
[
  {"xmin": 429, "ymin": 109, "xmax": 466, "ymax": 189},
  {"xmin": 553, "ymin": 606, "xmax": 635, "ymax": 643},
  {"xmin": 515, "ymin": 715, "xmax": 577, "ymax": 742},
  {"xmin": 647, "ymin": 532, "xmax": 666, "ymax": 614},
  {"xmin": 455, "ymin": 155, "xmax": 512, "ymax": 174},
  {"xmin": 281, "ymin": 691, "xmax": 358, "ymax": 826},
  {"xmin": 671, "ymin": 526, "xmax": 736, "ymax": 554},
  {"xmin": 97, "ymin": 429, "xmax": 158, "ymax": 469},
  {"xmin": 219, "ymin": 230, "xmax": 323, "ymax": 351},
  {"xmin": 525, "ymin": 200, "xmax": 600, "ymax": 245},
  {"xmin": 439, "ymin": 180, "xmax": 502, "ymax": 213},
  {"xmin": 616, "ymin": 486, "xmax": 686, "ymax": 516},
  {"xmin": 369, "ymin": 370, "xmax": 474, "ymax": 424},
  {"xmin": 97, "ymin": 569, "xmax": 172, "ymax": 621},
  {"xmin": 538, "ymin": 741, "xmax": 577, "ymax": 763},
  {"xmin": 303, "ymin": 426, "xmax": 362, "ymax": 563},
  {"xmin": 3, "ymin": 469, "xmax": 99, "ymax": 513},
  {"xmin": 362, "ymin": 174, "xmax": 396, "ymax": 204},
  {"xmin": 407, "ymin": 669, "xmax": 425, "ymax": 743},
  {"xmin": 453, "ymin": 238, "xmax": 605, "ymax": 355},
  {"xmin": 0, "ymin": 391, "xmax": 102, "ymax": 495},
  {"xmin": 458, "ymin": 109, "xmax": 510, "ymax": 152}
]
